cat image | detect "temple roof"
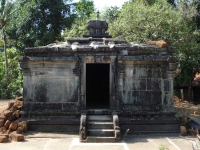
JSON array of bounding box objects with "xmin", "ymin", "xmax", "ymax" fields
[{"xmin": 21, "ymin": 18, "xmax": 177, "ymax": 63}]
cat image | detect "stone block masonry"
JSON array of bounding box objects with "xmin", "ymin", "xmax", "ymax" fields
[
  {"xmin": 0, "ymin": 97, "xmax": 27, "ymax": 143},
  {"xmin": 18, "ymin": 19, "xmax": 179, "ymax": 135}
]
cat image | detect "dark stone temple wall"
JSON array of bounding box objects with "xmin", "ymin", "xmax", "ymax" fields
[
  {"xmin": 118, "ymin": 62, "xmax": 173, "ymax": 113},
  {"xmin": 19, "ymin": 43, "xmax": 179, "ymax": 133},
  {"xmin": 23, "ymin": 61, "xmax": 78, "ymax": 103},
  {"xmin": 116, "ymin": 61, "xmax": 178, "ymax": 133},
  {"xmin": 19, "ymin": 18, "xmax": 179, "ymax": 133}
]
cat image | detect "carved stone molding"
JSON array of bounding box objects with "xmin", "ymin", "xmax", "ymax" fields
[
  {"xmin": 79, "ymin": 113, "xmax": 87, "ymax": 140},
  {"xmin": 112, "ymin": 112, "xmax": 121, "ymax": 141},
  {"xmin": 167, "ymin": 71, "xmax": 174, "ymax": 80},
  {"xmin": 94, "ymin": 56, "xmax": 102, "ymax": 63},
  {"xmin": 118, "ymin": 55, "xmax": 169, "ymax": 61},
  {"xmin": 116, "ymin": 62, "xmax": 125, "ymax": 111},
  {"xmin": 21, "ymin": 69, "xmax": 30, "ymax": 76}
]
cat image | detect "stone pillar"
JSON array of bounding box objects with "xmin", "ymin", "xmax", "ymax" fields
[
  {"xmin": 75, "ymin": 75, "xmax": 80, "ymax": 107},
  {"xmin": 119, "ymin": 72, "xmax": 124, "ymax": 91},
  {"xmin": 163, "ymin": 70, "xmax": 175, "ymax": 112},
  {"xmin": 117, "ymin": 61, "xmax": 125, "ymax": 111},
  {"xmin": 19, "ymin": 60, "xmax": 30, "ymax": 103},
  {"xmin": 162, "ymin": 56, "xmax": 177, "ymax": 112}
]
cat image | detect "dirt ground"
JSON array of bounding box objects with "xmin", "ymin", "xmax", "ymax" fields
[
  {"xmin": 0, "ymin": 99, "xmax": 15, "ymax": 113},
  {"xmin": 174, "ymin": 96, "xmax": 200, "ymax": 117}
]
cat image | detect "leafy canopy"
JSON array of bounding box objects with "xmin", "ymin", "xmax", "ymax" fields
[
  {"xmin": 108, "ymin": 0, "xmax": 200, "ymax": 85},
  {"xmin": 7, "ymin": 0, "xmax": 73, "ymax": 52}
]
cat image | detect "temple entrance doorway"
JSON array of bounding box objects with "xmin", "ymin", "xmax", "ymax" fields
[{"xmin": 86, "ymin": 64, "xmax": 110, "ymax": 109}]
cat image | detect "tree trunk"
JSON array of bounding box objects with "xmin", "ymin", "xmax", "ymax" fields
[{"xmin": 3, "ymin": 29, "xmax": 8, "ymax": 83}]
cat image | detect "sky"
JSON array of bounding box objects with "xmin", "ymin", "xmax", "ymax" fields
[{"xmin": 73, "ymin": 0, "xmax": 130, "ymax": 11}]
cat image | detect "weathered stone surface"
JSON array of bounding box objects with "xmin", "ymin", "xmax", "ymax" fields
[
  {"xmin": 16, "ymin": 127, "xmax": 23, "ymax": 134},
  {"xmin": 7, "ymin": 102, "xmax": 14, "ymax": 109},
  {"xmin": 164, "ymin": 80, "xmax": 169, "ymax": 91},
  {"xmin": 16, "ymin": 96, "xmax": 23, "ymax": 101},
  {"xmin": 187, "ymin": 128, "xmax": 197, "ymax": 136},
  {"xmin": 7, "ymin": 129, "xmax": 12, "ymax": 134},
  {"xmin": 14, "ymin": 120, "xmax": 20, "ymax": 124},
  {"xmin": 149, "ymin": 79, "xmax": 161, "ymax": 90},
  {"xmin": 0, "ymin": 119, "xmax": 5, "ymax": 127},
  {"xmin": 132, "ymin": 79, "xmax": 146, "ymax": 90},
  {"xmin": 9, "ymin": 123, "xmax": 18, "ymax": 131},
  {"xmin": 19, "ymin": 18, "xmax": 179, "ymax": 136},
  {"xmin": 18, "ymin": 121, "xmax": 27, "ymax": 132},
  {"xmin": 4, "ymin": 120, "xmax": 11, "ymax": 129},
  {"xmin": 13, "ymin": 110, "xmax": 20, "ymax": 118},
  {"xmin": 0, "ymin": 135, "xmax": 9, "ymax": 143},
  {"xmin": 0, "ymin": 127, "xmax": 7, "ymax": 133},
  {"xmin": 10, "ymin": 133, "xmax": 25, "ymax": 141},
  {"xmin": 4, "ymin": 110, "xmax": 12, "ymax": 117},
  {"xmin": 7, "ymin": 114, "xmax": 16, "ymax": 121},
  {"xmin": 14, "ymin": 100, "xmax": 23, "ymax": 109},
  {"xmin": 180, "ymin": 126, "xmax": 187, "ymax": 136},
  {"xmin": 9, "ymin": 105, "xmax": 18, "ymax": 112},
  {"xmin": 0, "ymin": 134, "xmax": 9, "ymax": 138},
  {"xmin": 0, "ymin": 113, "xmax": 6, "ymax": 120}
]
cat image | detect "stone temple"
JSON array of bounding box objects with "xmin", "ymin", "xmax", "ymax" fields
[{"xmin": 19, "ymin": 18, "xmax": 179, "ymax": 142}]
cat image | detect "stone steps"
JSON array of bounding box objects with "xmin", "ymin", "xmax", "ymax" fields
[
  {"xmin": 87, "ymin": 121, "xmax": 113, "ymax": 129},
  {"xmin": 85, "ymin": 110, "xmax": 116, "ymax": 142},
  {"xmin": 87, "ymin": 115, "xmax": 112, "ymax": 122},
  {"xmin": 87, "ymin": 109, "xmax": 110, "ymax": 115},
  {"xmin": 86, "ymin": 136, "xmax": 116, "ymax": 143},
  {"xmin": 87, "ymin": 129, "xmax": 115, "ymax": 136}
]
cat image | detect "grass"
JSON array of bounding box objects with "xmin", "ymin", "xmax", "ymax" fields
[{"xmin": 159, "ymin": 144, "xmax": 169, "ymax": 150}]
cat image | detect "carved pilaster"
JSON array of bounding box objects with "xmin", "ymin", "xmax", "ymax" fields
[
  {"xmin": 73, "ymin": 56, "xmax": 87, "ymax": 109},
  {"xmin": 117, "ymin": 61, "xmax": 125, "ymax": 111},
  {"xmin": 77, "ymin": 56, "xmax": 86, "ymax": 110},
  {"xmin": 110, "ymin": 57, "xmax": 117, "ymax": 110},
  {"xmin": 79, "ymin": 113, "xmax": 87, "ymax": 141},
  {"xmin": 112, "ymin": 112, "xmax": 121, "ymax": 141},
  {"xmin": 163, "ymin": 71, "xmax": 175, "ymax": 112}
]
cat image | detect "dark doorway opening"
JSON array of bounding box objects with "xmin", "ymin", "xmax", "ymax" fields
[
  {"xmin": 193, "ymin": 87, "xmax": 200, "ymax": 104},
  {"xmin": 86, "ymin": 64, "xmax": 110, "ymax": 109}
]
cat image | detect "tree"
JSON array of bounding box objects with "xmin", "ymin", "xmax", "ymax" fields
[
  {"xmin": 0, "ymin": 0, "xmax": 13, "ymax": 83},
  {"xmin": 7, "ymin": 0, "xmax": 73, "ymax": 52},
  {"xmin": 63, "ymin": 0, "xmax": 95, "ymax": 38},
  {"xmin": 109, "ymin": 0, "xmax": 183, "ymax": 43},
  {"xmin": 100, "ymin": 6, "xmax": 120, "ymax": 23},
  {"xmin": 174, "ymin": 0, "xmax": 200, "ymax": 86},
  {"xmin": 0, "ymin": 47, "xmax": 23, "ymax": 99},
  {"xmin": 109, "ymin": 0, "xmax": 200, "ymax": 86},
  {"xmin": 76, "ymin": 0, "xmax": 94, "ymax": 18},
  {"xmin": 63, "ymin": 13, "xmax": 97, "ymax": 39}
]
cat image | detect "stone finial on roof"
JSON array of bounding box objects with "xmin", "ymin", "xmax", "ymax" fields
[
  {"xmin": 83, "ymin": 20, "xmax": 112, "ymax": 38},
  {"xmin": 96, "ymin": 11, "xmax": 100, "ymax": 20},
  {"xmin": 83, "ymin": 11, "xmax": 112, "ymax": 38}
]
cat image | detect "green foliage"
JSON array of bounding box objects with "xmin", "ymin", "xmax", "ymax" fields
[
  {"xmin": 109, "ymin": 0, "xmax": 184, "ymax": 43},
  {"xmin": 76, "ymin": 0, "xmax": 94, "ymax": 18},
  {"xmin": 64, "ymin": 18, "xmax": 88, "ymax": 38},
  {"xmin": 0, "ymin": 47, "xmax": 22, "ymax": 99},
  {"xmin": 174, "ymin": 0, "xmax": 200, "ymax": 85},
  {"xmin": 159, "ymin": 145, "xmax": 169, "ymax": 150},
  {"xmin": 100, "ymin": 6, "xmax": 120, "ymax": 23},
  {"xmin": 0, "ymin": 0, "xmax": 15, "ymax": 84},
  {"xmin": 108, "ymin": 0, "xmax": 200, "ymax": 85},
  {"xmin": 63, "ymin": 13, "xmax": 96, "ymax": 38},
  {"xmin": 7, "ymin": 0, "xmax": 73, "ymax": 52},
  {"xmin": 63, "ymin": 0, "xmax": 95, "ymax": 38}
]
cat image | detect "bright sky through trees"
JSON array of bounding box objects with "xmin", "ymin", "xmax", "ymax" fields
[{"xmin": 73, "ymin": 0, "xmax": 129, "ymax": 10}]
